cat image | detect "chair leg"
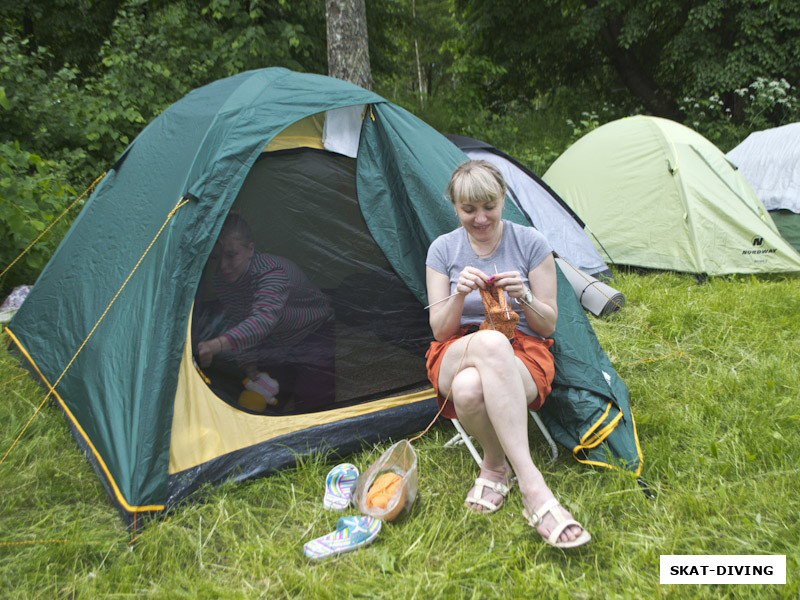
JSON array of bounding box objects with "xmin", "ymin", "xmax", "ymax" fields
[
  {"xmin": 446, "ymin": 414, "xmax": 558, "ymax": 467},
  {"xmin": 530, "ymin": 410, "xmax": 558, "ymax": 465},
  {"xmin": 443, "ymin": 433, "xmax": 464, "ymax": 448},
  {"xmin": 446, "ymin": 418, "xmax": 483, "ymax": 466}
]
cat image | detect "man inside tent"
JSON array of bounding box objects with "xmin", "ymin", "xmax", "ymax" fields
[{"xmin": 194, "ymin": 214, "xmax": 335, "ymax": 413}]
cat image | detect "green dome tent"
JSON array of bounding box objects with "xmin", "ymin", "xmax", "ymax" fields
[
  {"xmin": 7, "ymin": 68, "xmax": 641, "ymax": 523},
  {"xmin": 543, "ymin": 115, "xmax": 800, "ymax": 275}
]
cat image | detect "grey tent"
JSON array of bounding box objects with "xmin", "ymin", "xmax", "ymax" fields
[
  {"xmin": 727, "ymin": 123, "xmax": 800, "ymax": 252},
  {"xmin": 446, "ymin": 135, "xmax": 610, "ymax": 277}
]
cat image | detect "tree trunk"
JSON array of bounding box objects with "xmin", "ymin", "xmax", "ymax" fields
[
  {"xmin": 602, "ymin": 38, "xmax": 683, "ymax": 120},
  {"xmin": 326, "ymin": 0, "xmax": 373, "ymax": 90},
  {"xmin": 589, "ymin": 2, "xmax": 683, "ymax": 121},
  {"xmin": 413, "ymin": 0, "xmax": 425, "ymax": 109},
  {"xmin": 23, "ymin": 7, "xmax": 35, "ymax": 54}
]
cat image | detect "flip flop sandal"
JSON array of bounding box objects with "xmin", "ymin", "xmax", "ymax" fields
[
  {"xmin": 303, "ymin": 516, "xmax": 382, "ymax": 560},
  {"xmin": 464, "ymin": 476, "xmax": 512, "ymax": 513},
  {"xmin": 323, "ymin": 463, "xmax": 360, "ymax": 511},
  {"xmin": 523, "ymin": 498, "xmax": 591, "ymax": 549}
]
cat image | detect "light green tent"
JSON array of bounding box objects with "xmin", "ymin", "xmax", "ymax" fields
[
  {"xmin": 543, "ymin": 115, "xmax": 800, "ymax": 275},
  {"xmin": 7, "ymin": 68, "xmax": 641, "ymax": 523}
]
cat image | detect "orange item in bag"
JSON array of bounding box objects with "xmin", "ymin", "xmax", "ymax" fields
[{"xmin": 366, "ymin": 472, "xmax": 405, "ymax": 513}]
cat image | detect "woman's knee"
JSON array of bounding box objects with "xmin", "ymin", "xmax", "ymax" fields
[
  {"xmin": 451, "ymin": 368, "xmax": 484, "ymax": 411},
  {"xmin": 469, "ymin": 330, "xmax": 515, "ymax": 364}
]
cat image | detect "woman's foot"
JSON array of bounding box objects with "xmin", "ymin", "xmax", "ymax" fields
[
  {"xmin": 464, "ymin": 464, "xmax": 514, "ymax": 513},
  {"xmin": 522, "ymin": 488, "xmax": 590, "ymax": 548}
]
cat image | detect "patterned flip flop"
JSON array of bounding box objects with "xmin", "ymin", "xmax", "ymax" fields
[
  {"xmin": 323, "ymin": 463, "xmax": 360, "ymax": 511},
  {"xmin": 303, "ymin": 516, "xmax": 381, "ymax": 560}
]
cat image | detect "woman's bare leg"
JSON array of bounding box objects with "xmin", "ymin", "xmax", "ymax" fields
[
  {"xmin": 450, "ymin": 366, "xmax": 511, "ymax": 509},
  {"xmin": 438, "ymin": 331, "xmax": 584, "ymax": 543}
]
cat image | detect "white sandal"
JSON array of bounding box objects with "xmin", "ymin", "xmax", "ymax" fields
[
  {"xmin": 464, "ymin": 477, "xmax": 512, "ymax": 513},
  {"xmin": 523, "ymin": 498, "xmax": 591, "ymax": 549}
]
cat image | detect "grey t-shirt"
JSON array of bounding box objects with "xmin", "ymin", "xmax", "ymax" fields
[{"xmin": 426, "ymin": 220, "xmax": 553, "ymax": 338}]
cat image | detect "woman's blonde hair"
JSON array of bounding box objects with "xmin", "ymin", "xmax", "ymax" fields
[{"xmin": 445, "ymin": 160, "xmax": 506, "ymax": 205}]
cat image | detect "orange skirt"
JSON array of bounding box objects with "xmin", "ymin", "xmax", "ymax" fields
[{"xmin": 425, "ymin": 326, "xmax": 555, "ymax": 420}]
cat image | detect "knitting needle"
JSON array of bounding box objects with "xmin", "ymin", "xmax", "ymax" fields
[
  {"xmin": 424, "ymin": 276, "xmax": 494, "ymax": 310},
  {"xmin": 515, "ymin": 296, "xmax": 545, "ymax": 319},
  {"xmin": 423, "ymin": 291, "xmax": 461, "ymax": 310},
  {"xmin": 492, "ymin": 265, "xmax": 547, "ymax": 319}
]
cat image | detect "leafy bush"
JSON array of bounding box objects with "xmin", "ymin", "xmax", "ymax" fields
[
  {"xmin": 678, "ymin": 77, "xmax": 800, "ymax": 150},
  {"xmin": 0, "ymin": 35, "xmax": 88, "ymax": 167},
  {"xmin": 0, "ymin": 141, "xmax": 78, "ymax": 296},
  {"xmin": 0, "ymin": 1, "xmax": 325, "ymax": 291}
]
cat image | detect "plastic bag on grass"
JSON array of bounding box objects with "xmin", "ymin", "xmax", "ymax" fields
[{"xmin": 353, "ymin": 440, "xmax": 418, "ymax": 522}]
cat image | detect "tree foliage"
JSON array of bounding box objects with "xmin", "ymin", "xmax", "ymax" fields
[
  {"xmin": 1, "ymin": 0, "xmax": 326, "ymax": 171},
  {"xmin": 0, "ymin": 0, "xmax": 122, "ymax": 76},
  {"xmin": 2, "ymin": 0, "xmax": 800, "ymax": 294},
  {"xmin": 0, "ymin": 140, "xmax": 76, "ymax": 292},
  {"xmin": 454, "ymin": 0, "xmax": 800, "ymax": 134},
  {"xmin": 369, "ymin": 1, "xmax": 461, "ymax": 104},
  {"xmin": 0, "ymin": 0, "xmax": 326, "ymax": 294}
]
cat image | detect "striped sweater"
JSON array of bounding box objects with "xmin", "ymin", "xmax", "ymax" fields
[{"xmin": 214, "ymin": 253, "xmax": 332, "ymax": 353}]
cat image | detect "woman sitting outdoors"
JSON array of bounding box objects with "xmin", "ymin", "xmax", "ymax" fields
[{"xmin": 424, "ymin": 160, "xmax": 591, "ymax": 549}]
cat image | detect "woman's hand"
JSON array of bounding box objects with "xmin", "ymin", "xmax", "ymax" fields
[
  {"xmin": 490, "ymin": 270, "xmax": 526, "ymax": 298},
  {"xmin": 197, "ymin": 340, "xmax": 215, "ymax": 368},
  {"xmin": 197, "ymin": 337, "xmax": 229, "ymax": 368},
  {"xmin": 487, "ymin": 264, "xmax": 558, "ymax": 337},
  {"xmin": 427, "ymin": 265, "xmax": 487, "ymax": 342},
  {"xmin": 455, "ymin": 266, "xmax": 490, "ymax": 296}
]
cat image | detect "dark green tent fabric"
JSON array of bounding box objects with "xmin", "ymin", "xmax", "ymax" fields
[
  {"xmin": 541, "ymin": 273, "xmax": 641, "ymax": 472},
  {"xmin": 8, "ymin": 68, "xmax": 641, "ymax": 521},
  {"xmin": 770, "ymin": 210, "xmax": 800, "ymax": 253},
  {"xmin": 357, "ymin": 103, "xmax": 466, "ymax": 302},
  {"xmin": 9, "ymin": 69, "xmax": 385, "ymax": 511}
]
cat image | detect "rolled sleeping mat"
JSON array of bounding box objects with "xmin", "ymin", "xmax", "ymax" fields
[{"xmin": 554, "ymin": 257, "xmax": 624, "ymax": 317}]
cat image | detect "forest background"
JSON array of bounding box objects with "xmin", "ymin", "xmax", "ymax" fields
[
  {"xmin": 2, "ymin": 0, "xmax": 800, "ymax": 296},
  {"xmin": 1, "ymin": 3, "xmax": 799, "ymax": 597}
]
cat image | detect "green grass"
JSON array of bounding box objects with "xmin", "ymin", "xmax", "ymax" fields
[{"xmin": 1, "ymin": 270, "xmax": 798, "ymax": 599}]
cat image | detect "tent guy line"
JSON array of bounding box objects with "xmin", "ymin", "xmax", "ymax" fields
[{"xmin": 0, "ymin": 171, "xmax": 105, "ymax": 281}]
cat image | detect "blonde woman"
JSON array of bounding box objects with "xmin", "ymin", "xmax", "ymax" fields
[{"xmin": 425, "ymin": 160, "xmax": 590, "ymax": 548}]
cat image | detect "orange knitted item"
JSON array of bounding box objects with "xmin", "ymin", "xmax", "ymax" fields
[{"xmin": 478, "ymin": 283, "xmax": 518, "ymax": 339}]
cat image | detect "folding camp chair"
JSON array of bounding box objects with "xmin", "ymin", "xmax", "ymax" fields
[{"xmin": 444, "ymin": 411, "xmax": 559, "ymax": 466}]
